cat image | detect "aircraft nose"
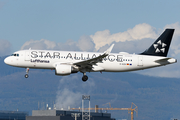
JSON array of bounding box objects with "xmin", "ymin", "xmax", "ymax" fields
[{"xmin": 4, "ymin": 57, "xmax": 11, "ymax": 65}]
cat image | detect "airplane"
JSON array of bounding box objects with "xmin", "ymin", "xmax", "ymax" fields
[{"xmin": 4, "ymin": 29, "xmax": 177, "ymax": 82}]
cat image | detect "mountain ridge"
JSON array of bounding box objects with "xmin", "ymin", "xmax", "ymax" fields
[{"xmin": 0, "ymin": 56, "xmax": 180, "ymax": 120}]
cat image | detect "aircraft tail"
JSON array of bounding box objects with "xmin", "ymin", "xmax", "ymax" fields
[{"xmin": 140, "ymin": 29, "xmax": 174, "ymax": 57}]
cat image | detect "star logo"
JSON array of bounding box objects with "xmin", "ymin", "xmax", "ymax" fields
[{"xmin": 153, "ymin": 40, "xmax": 167, "ymax": 53}]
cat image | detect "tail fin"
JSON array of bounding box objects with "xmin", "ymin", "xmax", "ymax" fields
[{"xmin": 141, "ymin": 29, "xmax": 174, "ymax": 57}]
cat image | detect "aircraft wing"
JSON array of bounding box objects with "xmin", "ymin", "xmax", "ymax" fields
[{"xmin": 73, "ymin": 44, "xmax": 114, "ymax": 69}]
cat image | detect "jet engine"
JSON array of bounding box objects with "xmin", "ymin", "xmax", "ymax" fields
[{"xmin": 55, "ymin": 64, "xmax": 78, "ymax": 76}]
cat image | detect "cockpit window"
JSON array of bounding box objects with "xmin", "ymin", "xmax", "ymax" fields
[{"xmin": 11, "ymin": 53, "xmax": 19, "ymax": 57}]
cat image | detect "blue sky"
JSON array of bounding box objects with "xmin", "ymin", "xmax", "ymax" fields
[{"xmin": 0, "ymin": 0, "xmax": 180, "ymax": 51}]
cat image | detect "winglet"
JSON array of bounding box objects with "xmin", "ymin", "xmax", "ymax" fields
[{"xmin": 104, "ymin": 44, "xmax": 114, "ymax": 55}]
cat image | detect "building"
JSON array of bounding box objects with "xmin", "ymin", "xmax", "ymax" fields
[
  {"xmin": 26, "ymin": 110, "xmax": 115, "ymax": 120},
  {"xmin": 0, "ymin": 111, "xmax": 28, "ymax": 120}
]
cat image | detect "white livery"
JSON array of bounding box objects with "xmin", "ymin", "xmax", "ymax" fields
[{"xmin": 4, "ymin": 29, "xmax": 177, "ymax": 81}]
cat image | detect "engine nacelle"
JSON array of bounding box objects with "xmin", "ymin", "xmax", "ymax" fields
[{"xmin": 55, "ymin": 64, "xmax": 78, "ymax": 76}]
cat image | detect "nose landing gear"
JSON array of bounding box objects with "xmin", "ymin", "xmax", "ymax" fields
[
  {"xmin": 25, "ymin": 68, "xmax": 29, "ymax": 78},
  {"xmin": 82, "ymin": 73, "xmax": 88, "ymax": 82}
]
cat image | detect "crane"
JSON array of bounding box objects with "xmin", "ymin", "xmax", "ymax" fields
[{"xmin": 71, "ymin": 102, "xmax": 138, "ymax": 120}]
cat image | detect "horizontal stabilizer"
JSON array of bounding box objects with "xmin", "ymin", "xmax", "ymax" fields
[
  {"xmin": 154, "ymin": 58, "xmax": 177, "ymax": 64},
  {"xmin": 154, "ymin": 58, "xmax": 171, "ymax": 63}
]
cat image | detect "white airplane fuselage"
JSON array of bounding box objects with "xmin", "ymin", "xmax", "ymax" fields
[
  {"xmin": 4, "ymin": 50, "xmax": 176, "ymax": 72},
  {"xmin": 4, "ymin": 29, "xmax": 177, "ymax": 81}
]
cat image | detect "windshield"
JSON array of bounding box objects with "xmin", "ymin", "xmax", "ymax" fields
[{"xmin": 11, "ymin": 53, "xmax": 19, "ymax": 57}]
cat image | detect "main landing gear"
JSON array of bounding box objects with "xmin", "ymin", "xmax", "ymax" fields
[
  {"xmin": 82, "ymin": 73, "xmax": 88, "ymax": 82},
  {"xmin": 25, "ymin": 68, "xmax": 29, "ymax": 78}
]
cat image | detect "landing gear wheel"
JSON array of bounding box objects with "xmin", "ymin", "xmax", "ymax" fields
[
  {"xmin": 25, "ymin": 68, "xmax": 29, "ymax": 78},
  {"xmin": 82, "ymin": 75, "xmax": 88, "ymax": 82},
  {"xmin": 25, "ymin": 74, "xmax": 29, "ymax": 78}
]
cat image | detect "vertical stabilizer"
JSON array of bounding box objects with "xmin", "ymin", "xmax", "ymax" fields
[{"xmin": 141, "ymin": 29, "xmax": 174, "ymax": 57}]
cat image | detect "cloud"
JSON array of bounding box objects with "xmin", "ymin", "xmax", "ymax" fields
[
  {"xmin": 21, "ymin": 39, "xmax": 56, "ymax": 50},
  {"xmin": 0, "ymin": 39, "xmax": 11, "ymax": 56},
  {"xmin": 21, "ymin": 23, "xmax": 157, "ymax": 53},
  {"xmin": 55, "ymin": 75, "xmax": 95, "ymax": 110},
  {"xmin": 90, "ymin": 23, "xmax": 157, "ymax": 50},
  {"xmin": 77, "ymin": 36, "xmax": 95, "ymax": 52},
  {"xmin": 21, "ymin": 39, "xmax": 79, "ymax": 51},
  {"xmin": 55, "ymin": 87, "xmax": 82, "ymax": 110},
  {"xmin": 21, "ymin": 37, "xmax": 95, "ymax": 52},
  {"xmin": 98, "ymin": 38, "xmax": 153, "ymax": 54},
  {"xmin": 136, "ymin": 62, "xmax": 180, "ymax": 78},
  {"xmin": 164, "ymin": 22, "xmax": 180, "ymax": 57}
]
